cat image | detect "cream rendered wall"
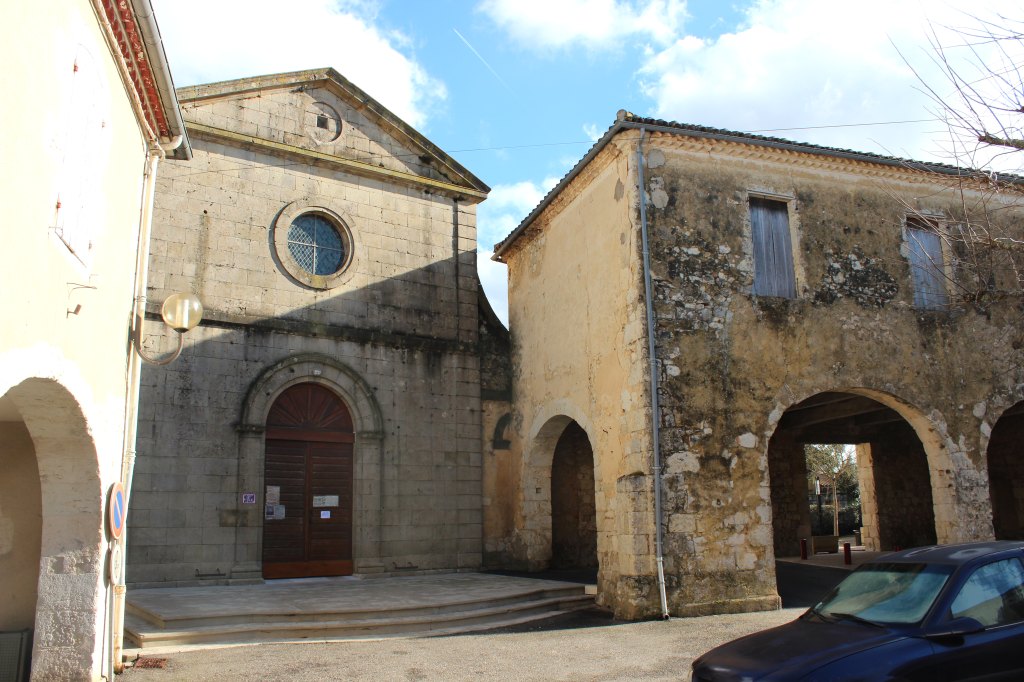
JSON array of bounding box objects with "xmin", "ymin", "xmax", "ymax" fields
[
  {"xmin": 0, "ymin": 1, "xmax": 151, "ymax": 678},
  {"xmin": 504, "ymin": 136, "xmax": 656, "ymax": 617}
]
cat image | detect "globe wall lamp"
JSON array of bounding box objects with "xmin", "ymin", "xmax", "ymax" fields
[{"xmin": 131, "ymin": 292, "xmax": 204, "ymax": 365}]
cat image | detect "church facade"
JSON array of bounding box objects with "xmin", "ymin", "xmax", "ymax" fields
[{"xmin": 126, "ymin": 69, "xmax": 510, "ymax": 586}]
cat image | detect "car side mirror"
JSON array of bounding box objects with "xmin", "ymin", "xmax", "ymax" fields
[{"xmin": 924, "ymin": 616, "xmax": 985, "ymax": 640}]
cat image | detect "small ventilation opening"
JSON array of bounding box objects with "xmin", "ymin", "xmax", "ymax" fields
[{"xmin": 316, "ymin": 114, "xmax": 329, "ymax": 130}]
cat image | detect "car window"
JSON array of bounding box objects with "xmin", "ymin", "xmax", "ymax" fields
[
  {"xmin": 950, "ymin": 558, "xmax": 1024, "ymax": 627},
  {"xmin": 814, "ymin": 563, "xmax": 952, "ymax": 624}
]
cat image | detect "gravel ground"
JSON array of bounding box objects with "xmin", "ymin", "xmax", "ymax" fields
[{"xmin": 121, "ymin": 607, "xmax": 801, "ymax": 681}]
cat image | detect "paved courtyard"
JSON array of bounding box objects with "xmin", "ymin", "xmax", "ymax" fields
[{"xmin": 122, "ymin": 607, "xmax": 801, "ymax": 681}]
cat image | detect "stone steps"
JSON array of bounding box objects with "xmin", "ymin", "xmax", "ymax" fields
[{"xmin": 124, "ymin": 578, "xmax": 595, "ymax": 651}]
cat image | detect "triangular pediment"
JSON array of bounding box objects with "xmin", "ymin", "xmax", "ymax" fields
[{"xmin": 176, "ymin": 68, "xmax": 488, "ymax": 198}]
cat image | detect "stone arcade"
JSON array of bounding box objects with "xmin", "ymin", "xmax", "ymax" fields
[{"xmin": 492, "ymin": 113, "xmax": 1024, "ymax": 618}]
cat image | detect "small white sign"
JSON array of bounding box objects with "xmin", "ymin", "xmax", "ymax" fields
[
  {"xmin": 273, "ymin": 505, "xmax": 286, "ymax": 520},
  {"xmin": 266, "ymin": 485, "xmax": 281, "ymax": 505},
  {"xmin": 320, "ymin": 510, "xmax": 331, "ymax": 519},
  {"xmin": 312, "ymin": 495, "xmax": 339, "ymax": 508}
]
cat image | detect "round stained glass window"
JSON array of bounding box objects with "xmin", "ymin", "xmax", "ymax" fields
[{"xmin": 287, "ymin": 214, "xmax": 345, "ymax": 276}]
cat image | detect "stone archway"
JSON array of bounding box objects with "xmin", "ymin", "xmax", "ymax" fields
[
  {"xmin": 766, "ymin": 389, "xmax": 948, "ymax": 558},
  {"xmin": 987, "ymin": 400, "xmax": 1024, "ymax": 539},
  {"xmin": 521, "ymin": 406, "xmax": 600, "ymax": 572},
  {"xmin": 0, "ymin": 377, "xmax": 103, "ymax": 680},
  {"xmin": 235, "ymin": 354, "xmax": 384, "ymax": 577}
]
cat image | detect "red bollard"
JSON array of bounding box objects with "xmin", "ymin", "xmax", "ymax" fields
[
  {"xmin": 800, "ymin": 538, "xmax": 808, "ymax": 560},
  {"xmin": 843, "ymin": 542, "xmax": 852, "ymax": 565}
]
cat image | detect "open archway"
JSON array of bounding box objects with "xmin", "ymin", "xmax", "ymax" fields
[
  {"xmin": 550, "ymin": 422, "xmax": 597, "ymax": 571},
  {"xmin": 768, "ymin": 390, "xmax": 938, "ymax": 560},
  {"xmin": 521, "ymin": 412, "xmax": 599, "ymax": 577},
  {"xmin": 0, "ymin": 378, "xmax": 103, "ymax": 679},
  {"xmin": 987, "ymin": 400, "xmax": 1024, "ymax": 540}
]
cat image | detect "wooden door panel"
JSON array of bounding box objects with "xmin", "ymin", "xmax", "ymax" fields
[
  {"xmin": 308, "ymin": 442, "xmax": 353, "ymax": 562},
  {"xmin": 262, "ymin": 384, "xmax": 354, "ymax": 579}
]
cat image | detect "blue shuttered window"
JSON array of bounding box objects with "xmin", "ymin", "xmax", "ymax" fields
[
  {"xmin": 906, "ymin": 218, "xmax": 948, "ymax": 309},
  {"xmin": 750, "ymin": 197, "xmax": 796, "ymax": 298}
]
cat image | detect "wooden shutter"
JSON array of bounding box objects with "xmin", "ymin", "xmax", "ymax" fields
[
  {"xmin": 750, "ymin": 197, "xmax": 796, "ymax": 298},
  {"xmin": 906, "ymin": 223, "xmax": 948, "ymax": 309}
]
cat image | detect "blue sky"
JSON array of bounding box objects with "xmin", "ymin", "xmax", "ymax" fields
[{"xmin": 151, "ymin": 0, "xmax": 1019, "ymax": 325}]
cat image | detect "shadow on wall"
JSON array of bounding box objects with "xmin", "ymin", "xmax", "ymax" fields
[{"xmin": 127, "ymin": 253, "xmax": 510, "ymax": 584}]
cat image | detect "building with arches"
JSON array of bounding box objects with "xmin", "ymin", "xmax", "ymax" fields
[
  {"xmin": 492, "ymin": 112, "xmax": 1024, "ymax": 619},
  {"xmin": 127, "ymin": 69, "xmax": 511, "ymax": 586},
  {"xmin": 0, "ymin": 0, "xmax": 189, "ymax": 678}
]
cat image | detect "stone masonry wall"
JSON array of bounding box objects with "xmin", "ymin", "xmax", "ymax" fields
[
  {"xmin": 641, "ymin": 133, "xmax": 1024, "ymax": 615},
  {"xmin": 128, "ymin": 81, "xmax": 485, "ymax": 585}
]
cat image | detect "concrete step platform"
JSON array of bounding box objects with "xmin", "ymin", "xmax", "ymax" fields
[{"xmin": 124, "ymin": 572, "xmax": 596, "ymax": 652}]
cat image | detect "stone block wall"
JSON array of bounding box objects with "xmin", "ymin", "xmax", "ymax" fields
[{"xmin": 128, "ymin": 78, "xmax": 487, "ymax": 585}]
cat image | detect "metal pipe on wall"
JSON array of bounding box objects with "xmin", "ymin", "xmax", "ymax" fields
[{"xmin": 636, "ymin": 128, "xmax": 670, "ymax": 620}]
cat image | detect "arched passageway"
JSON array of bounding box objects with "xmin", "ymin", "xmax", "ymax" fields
[
  {"xmin": 0, "ymin": 379, "xmax": 104, "ymax": 679},
  {"xmin": 768, "ymin": 391, "xmax": 937, "ymax": 560},
  {"xmin": 0, "ymin": 416, "xmax": 42, "ymax": 633},
  {"xmin": 988, "ymin": 401, "xmax": 1024, "ymax": 540},
  {"xmin": 550, "ymin": 422, "xmax": 597, "ymax": 570},
  {"xmin": 262, "ymin": 382, "xmax": 355, "ymax": 579}
]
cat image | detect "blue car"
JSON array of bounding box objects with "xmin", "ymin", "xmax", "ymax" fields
[{"xmin": 691, "ymin": 541, "xmax": 1024, "ymax": 681}]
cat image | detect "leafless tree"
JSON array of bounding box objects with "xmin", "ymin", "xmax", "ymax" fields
[{"xmin": 899, "ymin": 15, "xmax": 1024, "ymax": 313}]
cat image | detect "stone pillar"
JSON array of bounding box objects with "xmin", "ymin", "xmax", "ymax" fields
[
  {"xmin": 768, "ymin": 432, "xmax": 811, "ymax": 557},
  {"xmin": 856, "ymin": 443, "xmax": 879, "ymax": 551},
  {"xmin": 231, "ymin": 425, "xmax": 264, "ymax": 581}
]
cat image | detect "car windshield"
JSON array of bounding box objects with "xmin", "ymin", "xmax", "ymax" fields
[{"xmin": 813, "ymin": 562, "xmax": 954, "ymax": 625}]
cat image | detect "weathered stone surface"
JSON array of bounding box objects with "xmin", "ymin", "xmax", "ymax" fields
[
  {"xmin": 497, "ymin": 121, "xmax": 1024, "ymax": 619},
  {"xmin": 129, "ymin": 71, "xmax": 495, "ymax": 586}
]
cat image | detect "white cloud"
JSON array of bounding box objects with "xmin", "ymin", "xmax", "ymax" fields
[
  {"xmin": 583, "ymin": 123, "xmax": 604, "ymax": 141},
  {"xmin": 478, "ymin": 0, "xmax": 688, "ymax": 50},
  {"xmin": 152, "ymin": 0, "xmax": 445, "ymax": 128},
  {"xmin": 636, "ymin": 0, "xmax": 1019, "ymax": 164}
]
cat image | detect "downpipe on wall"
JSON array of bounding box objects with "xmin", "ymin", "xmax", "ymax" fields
[{"xmin": 637, "ymin": 128, "xmax": 670, "ymax": 620}]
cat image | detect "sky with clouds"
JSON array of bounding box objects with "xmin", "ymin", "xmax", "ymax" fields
[{"xmin": 151, "ymin": 0, "xmax": 1020, "ymax": 325}]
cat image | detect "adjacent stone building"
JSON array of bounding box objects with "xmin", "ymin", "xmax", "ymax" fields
[
  {"xmin": 492, "ymin": 112, "xmax": 1024, "ymax": 619},
  {"xmin": 126, "ymin": 69, "xmax": 510, "ymax": 585},
  {"xmin": 0, "ymin": 1, "xmax": 188, "ymax": 678}
]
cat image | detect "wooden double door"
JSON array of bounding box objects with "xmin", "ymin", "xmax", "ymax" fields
[{"xmin": 262, "ymin": 383, "xmax": 354, "ymax": 579}]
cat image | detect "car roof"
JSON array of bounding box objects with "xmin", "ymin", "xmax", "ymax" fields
[{"xmin": 871, "ymin": 541, "xmax": 1024, "ymax": 566}]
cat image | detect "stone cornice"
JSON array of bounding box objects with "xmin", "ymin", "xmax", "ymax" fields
[
  {"xmin": 186, "ymin": 122, "xmax": 488, "ymax": 202},
  {"xmin": 645, "ymin": 130, "xmax": 990, "ymax": 189}
]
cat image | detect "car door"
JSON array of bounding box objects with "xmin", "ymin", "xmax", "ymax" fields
[{"xmin": 926, "ymin": 557, "xmax": 1024, "ymax": 681}]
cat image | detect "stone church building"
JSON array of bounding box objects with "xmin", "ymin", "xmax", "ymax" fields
[
  {"xmin": 127, "ymin": 68, "xmax": 510, "ymax": 585},
  {"xmin": 492, "ymin": 112, "xmax": 1024, "ymax": 618}
]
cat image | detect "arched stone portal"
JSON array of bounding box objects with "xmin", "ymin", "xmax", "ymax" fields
[
  {"xmin": 521, "ymin": 410, "xmax": 601, "ymax": 573},
  {"xmin": 767, "ymin": 390, "xmax": 938, "ymax": 559},
  {"xmin": 988, "ymin": 401, "xmax": 1024, "ymax": 540},
  {"xmin": 237, "ymin": 354, "xmax": 385, "ymax": 578},
  {"xmin": 550, "ymin": 422, "xmax": 597, "ymax": 571},
  {"xmin": 0, "ymin": 378, "xmax": 103, "ymax": 679}
]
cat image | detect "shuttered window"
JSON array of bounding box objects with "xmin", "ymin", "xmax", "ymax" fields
[
  {"xmin": 906, "ymin": 217, "xmax": 948, "ymax": 309},
  {"xmin": 750, "ymin": 197, "xmax": 796, "ymax": 298}
]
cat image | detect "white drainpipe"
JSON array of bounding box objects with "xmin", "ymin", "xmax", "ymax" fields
[{"xmin": 636, "ymin": 128, "xmax": 670, "ymax": 619}]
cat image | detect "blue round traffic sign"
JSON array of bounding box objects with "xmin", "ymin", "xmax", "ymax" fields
[{"xmin": 108, "ymin": 482, "xmax": 126, "ymax": 540}]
